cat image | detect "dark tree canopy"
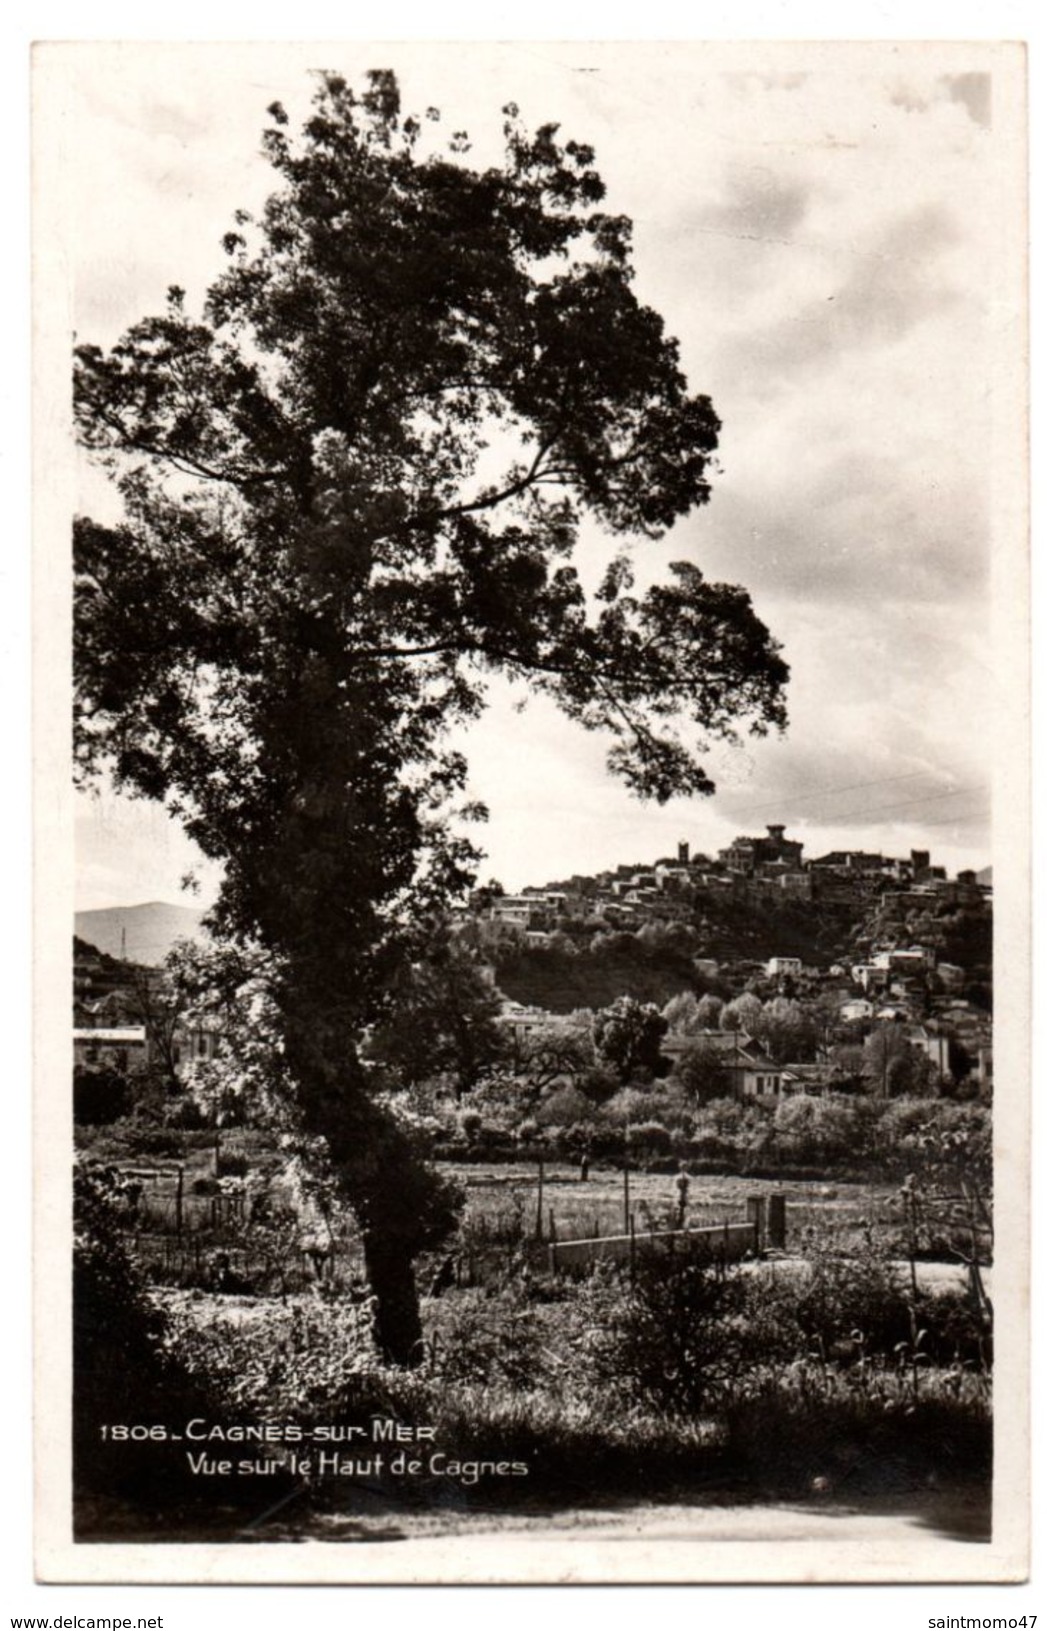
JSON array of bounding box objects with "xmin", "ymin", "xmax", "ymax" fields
[
  {"xmin": 73, "ymin": 70, "xmax": 788, "ymax": 1361},
  {"xmin": 367, "ymin": 932, "xmax": 506, "ymax": 1097},
  {"xmin": 592, "ymin": 996, "xmax": 669, "ymax": 1084}
]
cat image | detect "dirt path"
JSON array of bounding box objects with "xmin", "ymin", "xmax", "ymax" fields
[{"xmin": 77, "ymin": 1485, "xmax": 992, "ymax": 1581}]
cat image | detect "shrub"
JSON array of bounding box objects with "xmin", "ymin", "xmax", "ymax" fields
[
  {"xmin": 161, "ymin": 1096, "xmax": 208, "ymax": 1130},
  {"xmin": 535, "ymin": 1084, "xmax": 596, "ymax": 1128},
  {"xmin": 575, "ymin": 1064, "xmax": 620, "ymax": 1105},
  {"xmin": 125, "ymin": 1127, "xmax": 216, "ymax": 1157},
  {"xmin": 566, "ymin": 1251, "xmax": 745, "ymax": 1415},
  {"xmin": 733, "ymin": 1233, "xmax": 956, "ymax": 1367},
  {"xmin": 456, "ymin": 1108, "xmax": 483, "ymax": 1143},
  {"xmin": 671, "ymin": 1039, "xmax": 733, "ymax": 1104},
  {"xmin": 773, "ymin": 1094, "xmax": 861, "ymax": 1163},
  {"xmin": 163, "ymin": 1291, "xmax": 378, "ymax": 1417},
  {"xmin": 425, "ymin": 1284, "xmax": 550, "ymax": 1387},
  {"xmin": 721, "ymin": 1365, "xmax": 992, "ymax": 1496},
  {"xmin": 73, "ymin": 1163, "xmax": 203, "ymax": 1503},
  {"xmin": 626, "ymin": 1121, "xmax": 673, "ymax": 1157},
  {"xmin": 73, "ymin": 1067, "xmax": 131, "ymax": 1126},
  {"xmin": 601, "ymin": 1086, "xmax": 660, "ymax": 1127},
  {"xmin": 695, "ymin": 1097, "xmax": 745, "ymax": 1138}
]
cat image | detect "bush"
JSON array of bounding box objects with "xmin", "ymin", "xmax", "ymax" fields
[
  {"xmin": 575, "ymin": 1064, "xmax": 619, "ymax": 1105},
  {"xmin": 73, "ymin": 1067, "xmax": 131, "ymax": 1126},
  {"xmin": 773, "ymin": 1095, "xmax": 861, "ymax": 1164},
  {"xmin": 73, "ymin": 1164, "xmax": 204, "ymax": 1504},
  {"xmin": 626, "ymin": 1121, "xmax": 673, "ymax": 1157},
  {"xmin": 604, "ymin": 1084, "xmax": 693, "ymax": 1133},
  {"xmin": 566, "ymin": 1251, "xmax": 745, "ymax": 1415},
  {"xmin": 731, "ymin": 1233, "xmax": 991, "ymax": 1371},
  {"xmin": 122, "ymin": 1127, "xmax": 217, "ymax": 1157},
  {"xmin": 721, "ymin": 1366, "xmax": 992, "ymax": 1496},
  {"xmin": 164, "ymin": 1291, "xmax": 378, "ymax": 1417},
  {"xmin": 601, "ymin": 1086, "xmax": 659, "ymax": 1127},
  {"xmin": 161, "ymin": 1095, "xmax": 209, "ymax": 1130},
  {"xmin": 456, "ymin": 1108, "xmax": 483, "ymax": 1143},
  {"xmin": 694, "ymin": 1097, "xmax": 745, "ymax": 1138},
  {"xmin": 425, "ymin": 1284, "xmax": 550, "ymax": 1387},
  {"xmin": 535, "ymin": 1085, "xmax": 596, "ymax": 1128}
]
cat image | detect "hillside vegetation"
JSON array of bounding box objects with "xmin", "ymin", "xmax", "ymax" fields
[{"xmin": 491, "ymin": 883, "xmax": 990, "ymax": 1012}]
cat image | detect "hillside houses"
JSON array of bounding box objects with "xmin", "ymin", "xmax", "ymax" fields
[
  {"xmin": 466, "ymin": 819, "xmax": 992, "ymax": 1104},
  {"xmin": 76, "ymin": 818, "xmax": 992, "ymax": 1115},
  {"xmin": 474, "ymin": 824, "xmax": 988, "ymax": 938},
  {"xmin": 73, "ymin": 1025, "xmax": 149, "ymax": 1074},
  {"xmin": 73, "ymin": 937, "xmax": 225, "ymax": 1084},
  {"xmin": 720, "ymin": 823, "xmax": 804, "ymax": 877},
  {"xmin": 661, "ymin": 1029, "xmax": 790, "ymax": 1101}
]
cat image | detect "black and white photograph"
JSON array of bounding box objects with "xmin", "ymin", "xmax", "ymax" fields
[{"xmin": 31, "ymin": 37, "xmax": 1029, "ymax": 1585}]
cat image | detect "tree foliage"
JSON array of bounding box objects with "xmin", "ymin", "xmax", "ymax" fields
[
  {"xmin": 124, "ymin": 950, "xmax": 196, "ymax": 1091},
  {"xmin": 862, "ymin": 1024, "xmax": 939, "ymax": 1099},
  {"xmin": 592, "ymin": 995, "xmax": 668, "ymax": 1083},
  {"xmin": 366, "ymin": 931, "xmax": 507, "ymax": 1096},
  {"xmin": 662, "ymin": 989, "xmax": 701, "ymax": 1034},
  {"xmin": 695, "ymin": 992, "xmax": 725, "ymax": 1029},
  {"xmin": 73, "ymin": 71, "xmax": 787, "ymax": 1362},
  {"xmin": 512, "ymin": 1009, "xmax": 596, "ymax": 1091},
  {"xmin": 752, "ymin": 995, "xmax": 818, "ymax": 1064},
  {"xmin": 670, "ymin": 1037, "xmax": 733, "ymax": 1104},
  {"xmin": 720, "ymin": 992, "xmax": 763, "ymax": 1036}
]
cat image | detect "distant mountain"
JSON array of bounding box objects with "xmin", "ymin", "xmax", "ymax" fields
[{"xmin": 74, "ymin": 902, "xmax": 208, "ymax": 966}]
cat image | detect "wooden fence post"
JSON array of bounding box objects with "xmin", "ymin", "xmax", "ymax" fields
[
  {"xmin": 767, "ymin": 1193, "xmax": 786, "ymax": 1250},
  {"xmin": 629, "ymin": 1213, "xmax": 637, "ymax": 1281},
  {"xmin": 746, "ymin": 1195, "xmax": 764, "ymax": 1254},
  {"xmin": 535, "ymin": 1158, "xmax": 545, "ymax": 1242},
  {"xmin": 175, "ymin": 1166, "xmax": 184, "ymax": 1238}
]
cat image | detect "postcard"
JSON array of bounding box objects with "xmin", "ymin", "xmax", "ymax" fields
[{"xmin": 33, "ymin": 38, "xmax": 1029, "ymax": 1583}]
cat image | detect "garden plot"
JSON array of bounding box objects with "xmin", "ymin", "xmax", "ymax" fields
[{"xmin": 448, "ymin": 1163, "xmax": 906, "ymax": 1254}]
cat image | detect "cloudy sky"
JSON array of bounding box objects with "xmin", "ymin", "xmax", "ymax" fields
[{"xmin": 50, "ymin": 40, "xmax": 1024, "ymax": 908}]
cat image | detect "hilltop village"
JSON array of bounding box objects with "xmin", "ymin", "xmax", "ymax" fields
[
  {"xmin": 454, "ymin": 823, "xmax": 993, "ymax": 1102},
  {"xmin": 73, "ymin": 821, "xmax": 992, "ymax": 1114}
]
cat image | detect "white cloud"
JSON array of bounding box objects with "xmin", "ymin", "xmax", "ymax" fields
[{"xmin": 60, "ymin": 43, "xmax": 1012, "ymax": 903}]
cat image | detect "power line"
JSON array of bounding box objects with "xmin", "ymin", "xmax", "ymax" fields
[
  {"xmin": 906, "ymin": 806, "xmax": 992, "ymax": 831},
  {"xmin": 801, "ymin": 785, "xmax": 987, "ymax": 826},
  {"xmin": 727, "ymin": 768, "xmax": 935, "ymax": 819}
]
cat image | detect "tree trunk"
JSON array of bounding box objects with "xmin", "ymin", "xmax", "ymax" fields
[
  {"xmin": 282, "ymin": 1017, "xmax": 460, "ymax": 1369},
  {"xmin": 361, "ymin": 1230, "xmax": 425, "ymax": 1367}
]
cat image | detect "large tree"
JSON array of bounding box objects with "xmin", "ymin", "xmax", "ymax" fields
[
  {"xmin": 73, "ymin": 70, "xmax": 788, "ymax": 1362},
  {"xmin": 366, "ymin": 931, "xmax": 506, "ymax": 1098}
]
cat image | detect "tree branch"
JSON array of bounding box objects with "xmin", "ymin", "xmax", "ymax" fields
[
  {"xmin": 412, "ymin": 435, "xmax": 559, "ymax": 526},
  {"xmin": 84, "ymin": 403, "xmax": 291, "ymax": 490}
]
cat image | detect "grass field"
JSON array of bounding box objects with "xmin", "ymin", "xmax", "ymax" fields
[
  {"xmin": 447, "ymin": 1161, "xmax": 904, "ymax": 1251},
  {"xmin": 81, "ymin": 1136, "xmax": 965, "ymax": 1271}
]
